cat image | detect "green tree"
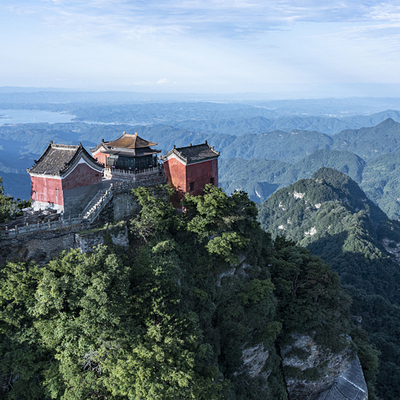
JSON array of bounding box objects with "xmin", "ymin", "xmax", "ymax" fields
[
  {"xmin": 0, "ymin": 184, "xmax": 356, "ymax": 399},
  {"xmin": 0, "ymin": 177, "xmax": 30, "ymax": 223}
]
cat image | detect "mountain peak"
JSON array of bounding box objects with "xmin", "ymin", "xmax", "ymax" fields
[
  {"xmin": 377, "ymin": 117, "xmax": 398, "ymax": 127},
  {"xmin": 311, "ymin": 167, "xmax": 363, "ymax": 197},
  {"xmin": 257, "ymin": 168, "xmax": 387, "ymax": 240}
]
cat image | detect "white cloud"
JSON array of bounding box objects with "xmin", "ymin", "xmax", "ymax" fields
[
  {"xmin": 2, "ymin": 0, "xmax": 400, "ymax": 94},
  {"xmin": 4, "ymin": 0, "xmax": 396, "ymax": 41},
  {"xmin": 369, "ymin": 3, "xmax": 400, "ymax": 22}
]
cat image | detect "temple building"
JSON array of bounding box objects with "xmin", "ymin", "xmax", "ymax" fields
[
  {"xmin": 91, "ymin": 132, "xmax": 160, "ymax": 173},
  {"xmin": 27, "ymin": 142, "xmax": 104, "ymax": 215},
  {"xmin": 162, "ymin": 141, "xmax": 219, "ymax": 199},
  {"xmin": 27, "ymin": 134, "xmax": 220, "ymax": 217}
]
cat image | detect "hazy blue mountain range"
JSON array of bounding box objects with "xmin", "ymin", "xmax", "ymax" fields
[
  {"xmin": 332, "ymin": 117, "xmax": 400, "ymax": 158},
  {"xmin": 173, "ymin": 109, "xmax": 400, "ymax": 135},
  {"xmin": 2, "ymin": 91, "xmax": 400, "ymax": 132},
  {"xmin": 3, "ymin": 117, "xmax": 400, "ymax": 162},
  {"xmin": 1, "ymin": 89, "xmax": 400, "ymax": 114},
  {"xmin": 3, "ymin": 105, "xmax": 400, "ymax": 219},
  {"xmin": 257, "ymin": 168, "xmax": 400, "ymax": 399}
]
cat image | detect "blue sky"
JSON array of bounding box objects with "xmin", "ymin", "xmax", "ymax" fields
[{"xmin": 1, "ymin": 0, "xmax": 400, "ymax": 97}]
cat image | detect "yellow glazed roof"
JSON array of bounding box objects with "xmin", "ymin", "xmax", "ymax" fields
[{"xmin": 106, "ymin": 132, "xmax": 158, "ymax": 149}]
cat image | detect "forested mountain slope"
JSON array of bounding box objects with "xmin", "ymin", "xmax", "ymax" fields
[
  {"xmin": 257, "ymin": 168, "xmax": 400, "ymax": 399},
  {"xmin": 361, "ymin": 152, "xmax": 400, "ymax": 221},
  {"xmin": 0, "ymin": 185, "xmax": 369, "ymax": 400},
  {"xmin": 219, "ymin": 149, "xmax": 366, "ymax": 203},
  {"xmin": 220, "ymin": 145, "xmax": 400, "ymax": 220}
]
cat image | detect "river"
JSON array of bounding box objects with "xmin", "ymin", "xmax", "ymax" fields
[{"xmin": 0, "ymin": 109, "xmax": 76, "ymax": 125}]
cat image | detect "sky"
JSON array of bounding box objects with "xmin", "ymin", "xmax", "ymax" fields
[{"xmin": 1, "ymin": 0, "xmax": 400, "ymax": 98}]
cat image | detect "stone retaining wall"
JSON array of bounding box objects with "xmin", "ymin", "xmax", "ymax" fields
[
  {"xmin": 75, "ymin": 224, "xmax": 129, "ymax": 253},
  {"xmin": 0, "ymin": 222, "xmax": 130, "ymax": 266},
  {"xmin": 0, "ymin": 226, "xmax": 81, "ymax": 265}
]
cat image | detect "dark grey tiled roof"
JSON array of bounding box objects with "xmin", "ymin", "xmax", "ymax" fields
[
  {"xmin": 163, "ymin": 142, "xmax": 219, "ymax": 164},
  {"xmin": 28, "ymin": 142, "xmax": 103, "ymax": 176},
  {"xmin": 316, "ymin": 358, "xmax": 367, "ymax": 400}
]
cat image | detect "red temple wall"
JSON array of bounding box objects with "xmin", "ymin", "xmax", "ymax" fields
[
  {"xmin": 163, "ymin": 157, "xmax": 188, "ymax": 192},
  {"xmin": 164, "ymin": 157, "xmax": 218, "ymax": 197},
  {"xmin": 62, "ymin": 163, "xmax": 102, "ymax": 191},
  {"xmin": 31, "ymin": 176, "xmax": 64, "ymax": 206},
  {"xmin": 186, "ymin": 159, "xmax": 218, "ymax": 196}
]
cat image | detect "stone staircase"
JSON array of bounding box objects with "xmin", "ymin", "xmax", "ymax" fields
[
  {"xmin": 81, "ymin": 181, "xmax": 139, "ymax": 224},
  {"xmin": 81, "ymin": 189, "xmax": 110, "ymax": 221}
]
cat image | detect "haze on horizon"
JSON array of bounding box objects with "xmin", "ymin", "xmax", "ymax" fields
[{"xmin": 1, "ymin": 1, "xmax": 400, "ymax": 99}]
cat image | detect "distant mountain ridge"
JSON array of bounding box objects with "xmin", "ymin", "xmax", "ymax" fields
[{"xmin": 173, "ymin": 110, "xmax": 400, "ymax": 135}]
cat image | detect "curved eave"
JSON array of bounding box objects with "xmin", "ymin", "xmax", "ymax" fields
[
  {"xmin": 91, "ymin": 143, "xmax": 108, "ymax": 154},
  {"xmin": 28, "ymin": 146, "xmax": 103, "ymax": 178},
  {"xmin": 162, "ymin": 149, "xmax": 188, "ymax": 165},
  {"xmin": 103, "ymin": 148, "xmax": 161, "ymax": 157},
  {"xmin": 27, "ymin": 142, "xmax": 54, "ymax": 173},
  {"xmin": 105, "ymin": 133, "xmax": 158, "ymax": 149},
  {"xmin": 59, "ymin": 150, "xmax": 103, "ymax": 178},
  {"xmin": 162, "ymin": 147, "xmax": 219, "ymax": 165}
]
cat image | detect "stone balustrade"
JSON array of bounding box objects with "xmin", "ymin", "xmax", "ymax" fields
[
  {"xmin": 1, "ymin": 216, "xmax": 83, "ymax": 238},
  {"xmin": 103, "ymin": 165, "xmax": 162, "ymax": 180}
]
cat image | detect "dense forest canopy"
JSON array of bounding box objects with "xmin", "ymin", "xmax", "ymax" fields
[{"xmin": 0, "ymin": 185, "xmax": 372, "ymax": 399}]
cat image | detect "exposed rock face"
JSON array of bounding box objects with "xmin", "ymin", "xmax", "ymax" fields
[
  {"xmin": 0, "ymin": 222, "xmax": 129, "ymax": 265},
  {"xmin": 233, "ymin": 343, "xmax": 272, "ymax": 395},
  {"xmin": 382, "ymin": 237, "xmax": 400, "ymax": 263},
  {"xmin": 281, "ymin": 333, "xmax": 356, "ymax": 400},
  {"xmin": 241, "ymin": 343, "xmax": 270, "ymax": 378},
  {"xmin": 75, "ymin": 223, "xmax": 129, "ymax": 253}
]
